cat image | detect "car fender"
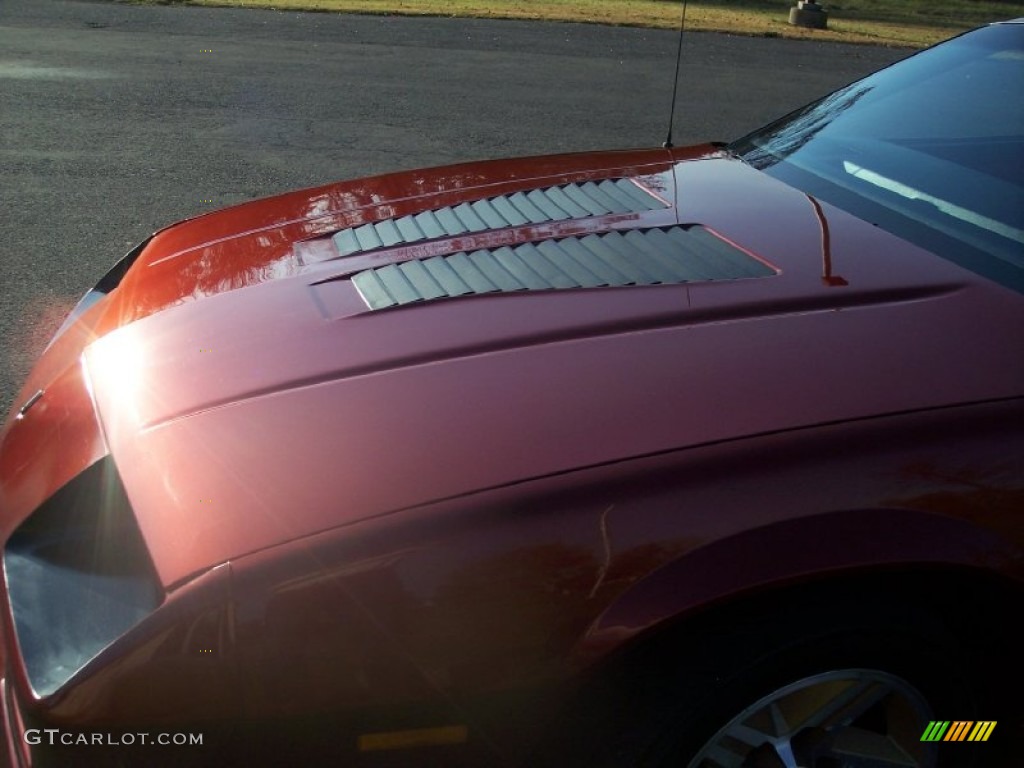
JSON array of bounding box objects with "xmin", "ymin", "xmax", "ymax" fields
[{"xmin": 578, "ymin": 504, "xmax": 1018, "ymax": 661}]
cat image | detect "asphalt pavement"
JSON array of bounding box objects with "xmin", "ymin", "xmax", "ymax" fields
[{"xmin": 0, "ymin": 0, "xmax": 905, "ymax": 415}]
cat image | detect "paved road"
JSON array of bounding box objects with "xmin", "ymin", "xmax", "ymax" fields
[{"xmin": 0, "ymin": 0, "xmax": 905, "ymax": 414}]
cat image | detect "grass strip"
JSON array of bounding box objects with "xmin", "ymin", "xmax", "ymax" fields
[{"xmin": 132, "ymin": 0, "xmax": 1024, "ymax": 47}]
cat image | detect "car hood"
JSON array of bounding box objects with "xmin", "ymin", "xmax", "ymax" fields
[
  {"xmin": 14, "ymin": 146, "xmax": 1024, "ymax": 587},
  {"xmin": 94, "ymin": 148, "xmax": 687, "ymax": 328}
]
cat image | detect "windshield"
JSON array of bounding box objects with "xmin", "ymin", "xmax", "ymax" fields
[{"xmin": 730, "ymin": 23, "xmax": 1024, "ymax": 293}]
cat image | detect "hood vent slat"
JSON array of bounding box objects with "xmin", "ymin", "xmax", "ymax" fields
[
  {"xmin": 351, "ymin": 226, "xmax": 775, "ymax": 310},
  {"xmin": 333, "ymin": 179, "xmax": 667, "ymax": 258}
]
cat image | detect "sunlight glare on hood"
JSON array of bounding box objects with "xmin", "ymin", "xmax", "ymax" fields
[{"xmin": 84, "ymin": 327, "xmax": 150, "ymax": 432}]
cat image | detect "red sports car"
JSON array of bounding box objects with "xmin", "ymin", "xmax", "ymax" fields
[{"xmin": 1, "ymin": 19, "xmax": 1021, "ymax": 768}]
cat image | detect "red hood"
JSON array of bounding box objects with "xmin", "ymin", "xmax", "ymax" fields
[
  {"xmin": 8, "ymin": 146, "xmax": 1024, "ymax": 587},
  {"xmin": 96, "ymin": 147, "xmax": 684, "ymax": 329}
]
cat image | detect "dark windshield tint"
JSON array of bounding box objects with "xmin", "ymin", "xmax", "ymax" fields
[{"xmin": 730, "ymin": 23, "xmax": 1024, "ymax": 292}]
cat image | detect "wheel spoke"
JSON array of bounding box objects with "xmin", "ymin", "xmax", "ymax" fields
[
  {"xmin": 772, "ymin": 739, "xmax": 800, "ymax": 768},
  {"xmin": 702, "ymin": 741, "xmax": 750, "ymax": 768},
  {"xmin": 724, "ymin": 723, "xmax": 781, "ymax": 748},
  {"xmin": 769, "ymin": 702, "xmax": 790, "ymax": 737}
]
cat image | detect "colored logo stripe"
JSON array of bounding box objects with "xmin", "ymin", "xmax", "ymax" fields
[
  {"xmin": 968, "ymin": 722, "xmax": 997, "ymax": 742},
  {"xmin": 920, "ymin": 720, "xmax": 996, "ymax": 742},
  {"xmin": 945, "ymin": 721, "xmax": 973, "ymax": 741}
]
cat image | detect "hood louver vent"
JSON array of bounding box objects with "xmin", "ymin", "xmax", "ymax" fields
[
  {"xmin": 333, "ymin": 179, "xmax": 667, "ymax": 257},
  {"xmin": 351, "ymin": 226, "xmax": 775, "ymax": 310}
]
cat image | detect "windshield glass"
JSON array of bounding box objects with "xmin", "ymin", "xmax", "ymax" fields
[{"xmin": 730, "ymin": 23, "xmax": 1024, "ymax": 293}]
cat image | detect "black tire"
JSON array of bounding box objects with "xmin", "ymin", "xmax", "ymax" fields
[
  {"xmin": 639, "ymin": 585, "xmax": 1010, "ymax": 768},
  {"xmin": 535, "ymin": 577, "xmax": 1017, "ymax": 768}
]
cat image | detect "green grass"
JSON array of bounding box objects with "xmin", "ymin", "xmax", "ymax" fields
[{"xmin": 134, "ymin": 0, "xmax": 1024, "ymax": 47}]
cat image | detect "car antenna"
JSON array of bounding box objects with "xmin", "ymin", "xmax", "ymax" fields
[{"xmin": 663, "ymin": 0, "xmax": 689, "ymax": 149}]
